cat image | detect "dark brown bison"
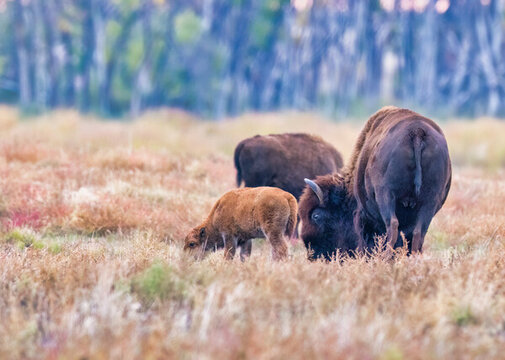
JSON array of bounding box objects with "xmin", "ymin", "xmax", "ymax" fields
[
  {"xmin": 234, "ymin": 133, "xmax": 344, "ymax": 201},
  {"xmin": 300, "ymin": 106, "xmax": 452, "ymax": 260},
  {"xmin": 184, "ymin": 187, "xmax": 298, "ymax": 261},
  {"xmin": 299, "ymin": 174, "xmax": 358, "ymax": 260}
]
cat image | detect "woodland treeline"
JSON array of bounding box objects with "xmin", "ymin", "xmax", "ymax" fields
[{"xmin": 2, "ymin": 0, "xmax": 505, "ymax": 118}]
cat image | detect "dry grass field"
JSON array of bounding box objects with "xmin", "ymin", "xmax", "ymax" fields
[{"xmin": 1, "ymin": 107, "xmax": 505, "ymax": 359}]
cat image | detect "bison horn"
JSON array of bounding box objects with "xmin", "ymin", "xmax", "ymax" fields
[{"xmin": 304, "ymin": 178, "xmax": 324, "ymax": 205}]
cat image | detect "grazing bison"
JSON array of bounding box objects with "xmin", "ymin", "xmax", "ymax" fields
[
  {"xmin": 234, "ymin": 133, "xmax": 344, "ymax": 201},
  {"xmin": 299, "ymin": 174, "xmax": 358, "ymax": 260},
  {"xmin": 300, "ymin": 106, "xmax": 452, "ymax": 260},
  {"xmin": 184, "ymin": 187, "xmax": 298, "ymax": 261}
]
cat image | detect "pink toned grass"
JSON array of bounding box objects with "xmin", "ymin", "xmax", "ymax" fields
[{"xmin": 0, "ymin": 109, "xmax": 505, "ymax": 359}]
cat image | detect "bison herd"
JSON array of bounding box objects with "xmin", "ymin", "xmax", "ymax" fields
[{"xmin": 184, "ymin": 106, "xmax": 452, "ymax": 261}]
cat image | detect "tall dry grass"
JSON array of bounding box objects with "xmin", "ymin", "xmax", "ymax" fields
[{"xmin": 1, "ymin": 108, "xmax": 505, "ymax": 359}]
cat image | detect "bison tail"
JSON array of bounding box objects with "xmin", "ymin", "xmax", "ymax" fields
[
  {"xmin": 285, "ymin": 196, "xmax": 298, "ymax": 237},
  {"xmin": 412, "ymin": 128, "xmax": 425, "ymax": 197},
  {"xmin": 234, "ymin": 141, "xmax": 245, "ymax": 187}
]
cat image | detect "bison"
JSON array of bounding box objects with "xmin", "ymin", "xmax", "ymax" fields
[
  {"xmin": 299, "ymin": 174, "xmax": 358, "ymax": 260},
  {"xmin": 234, "ymin": 133, "xmax": 344, "ymax": 201},
  {"xmin": 300, "ymin": 106, "xmax": 452, "ymax": 260},
  {"xmin": 184, "ymin": 187, "xmax": 298, "ymax": 261}
]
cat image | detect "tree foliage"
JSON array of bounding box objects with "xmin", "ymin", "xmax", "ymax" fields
[{"xmin": 2, "ymin": 0, "xmax": 505, "ymax": 118}]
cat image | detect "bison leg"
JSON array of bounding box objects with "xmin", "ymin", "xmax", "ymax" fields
[
  {"xmin": 410, "ymin": 210, "xmax": 433, "ymax": 253},
  {"xmin": 354, "ymin": 205, "xmax": 367, "ymax": 254},
  {"xmin": 292, "ymin": 218, "xmax": 299, "ymax": 239},
  {"xmin": 239, "ymin": 239, "xmax": 252, "ymax": 261},
  {"xmin": 264, "ymin": 231, "xmax": 288, "ymax": 260},
  {"xmin": 291, "ymin": 215, "xmax": 301, "ymax": 240},
  {"xmin": 411, "ymin": 225, "xmax": 423, "ymax": 254},
  {"xmin": 385, "ymin": 216, "xmax": 399, "ymax": 256},
  {"xmin": 223, "ymin": 236, "xmax": 237, "ymax": 260},
  {"xmin": 259, "ymin": 206, "xmax": 289, "ymax": 260},
  {"xmin": 376, "ymin": 192, "xmax": 399, "ymax": 256},
  {"xmin": 270, "ymin": 235, "xmax": 288, "ymax": 260}
]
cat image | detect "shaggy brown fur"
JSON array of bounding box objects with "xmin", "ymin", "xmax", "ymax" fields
[
  {"xmin": 234, "ymin": 133, "xmax": 343, "ymax": 200},
  {"xmin": 300, "ymin": 106, "xmax": 452, "ymax": 259},
  {"xmin": 299, "ymin": 174, "xmax": 358, "ymax": 261},
  {"xmin": 184, "ymin": 187, "xmax": 298, "ymax": 261}
]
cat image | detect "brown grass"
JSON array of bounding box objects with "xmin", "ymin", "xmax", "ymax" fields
[{"xmin": 0, "ymin": 108, "xmax": 505, "ymax": 359}]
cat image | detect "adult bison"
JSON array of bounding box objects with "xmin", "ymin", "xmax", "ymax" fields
[
  {"xmin": 300, "ymin": 106, "xmax": 452, "ymax": 260},
  {"xmin": 234, "ymin": 133, "xmax": 344, "ymax": 201}
]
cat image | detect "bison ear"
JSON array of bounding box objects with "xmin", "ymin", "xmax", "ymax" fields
[{"xmin": 199, "ymin": 227, "xmax": 206, "ymax": 239}]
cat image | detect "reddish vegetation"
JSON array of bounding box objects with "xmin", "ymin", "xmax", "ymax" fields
[
  {"xmin": 0, "ymin": 110, "xmax": 505, "ymax": 359},
  {"xmin": 1, "ymin": 140, "xmax": 53, "ymax": 163},
  {"xmin": 6, "ymin": 209, "xmax": 42, "ymax": 229}
]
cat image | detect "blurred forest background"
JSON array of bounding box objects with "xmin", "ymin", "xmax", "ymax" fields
[{"xmin": 1, "ymin": 0, "xmax": 505, "ymax": 119}]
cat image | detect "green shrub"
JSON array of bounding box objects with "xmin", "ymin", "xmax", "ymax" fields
[
  {"xmin": 380, "ymin": 346, "xmax": 404, "ymax": 360},
  {"xmin": 4, "ymin": 228, "xmax": 36, "ymax": 249},
  {"xmin": 451, "ymin": 306, "xmax": 477, "ymax": 327},
  {"xmin": 32, "ymin": 240, "xmax": 45, "ymax": 250},
  {"xmin": 429, "ymin": 230, "xmax": 449, "ymax": 251},
  {"xmin": 48, "ymin": 242, "xmax": 62, "ymax": 254},
  {"xmin": 131, "ymin": 262, "xmax": 187, "ymax": 304}
]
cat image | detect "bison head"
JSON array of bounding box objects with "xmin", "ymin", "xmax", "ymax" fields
[
  {"xmin": 299, "ymin": 175, "xmax": 358, "ymax": 261},
  {"xmin": 183, "ymin": 225, "xmax": 224, "ymax": 259}
]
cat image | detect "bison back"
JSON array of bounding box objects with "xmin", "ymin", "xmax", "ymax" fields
[{"xmin": 234, "ymin": 133, "xmax": 343, "ymax": 199}]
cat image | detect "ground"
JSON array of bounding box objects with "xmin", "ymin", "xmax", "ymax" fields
[{"xmin": 1, "ymin": 107, "xmax": 505, "ymax": 359}]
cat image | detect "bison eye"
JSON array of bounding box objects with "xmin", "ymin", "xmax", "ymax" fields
[
  {"xmin": 311, "ymin": 209, "xmax": 324, "ymax": 223},
  {"xmin": 188, "ymin": 242, "xmax": 198, "ymax": 248}
]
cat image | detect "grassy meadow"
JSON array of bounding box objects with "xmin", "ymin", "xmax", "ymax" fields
[{"xmin": 1, "ymin": 107, "xmax": 505, "ymax": 359}]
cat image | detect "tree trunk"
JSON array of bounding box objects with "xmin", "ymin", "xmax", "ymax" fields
[
  {"xmin": 78, "ymin": 0, "xmax": 95, "ymax": 113},
  {"xmin": 131, "ymin": 1, "xmax": 153, "ymax": 118},
  {"xmin": 100, "ymin": 9, "xmax": 140, "ymax": 116},
  {"xmin": 13, "ymin": 0, "xmax": 31, "ymax": 109}
]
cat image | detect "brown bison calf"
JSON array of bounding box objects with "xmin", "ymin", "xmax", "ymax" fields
[{"xmin": 184, "ymin": 187, "xmax": 298, "ymax": 261}]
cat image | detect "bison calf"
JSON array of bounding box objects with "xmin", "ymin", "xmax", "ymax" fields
[{"xmin": 184, "ymin": 187, "xmax": 298, "ymax": 261}]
